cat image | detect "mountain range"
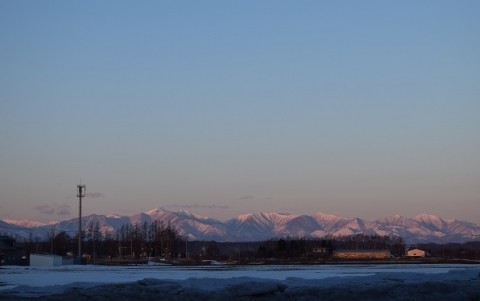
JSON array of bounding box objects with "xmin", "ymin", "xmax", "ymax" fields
[{"xmin": 1, "ymin": 209, "xmax": 479, "ymax": 244}]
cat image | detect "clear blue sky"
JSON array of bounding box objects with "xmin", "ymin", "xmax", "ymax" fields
[{"xmin": 1, "ymin": 1, "xmax": 479, "ymax": 223}]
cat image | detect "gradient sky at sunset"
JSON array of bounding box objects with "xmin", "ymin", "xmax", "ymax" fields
[{"xmin": 1, "ymin": 1, "xmax": 479, "ymax": 223}]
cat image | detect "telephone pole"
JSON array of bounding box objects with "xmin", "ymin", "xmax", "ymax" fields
[{"xmin": 77, "ymin": 184, "xmax": 86, "ymax": 262}]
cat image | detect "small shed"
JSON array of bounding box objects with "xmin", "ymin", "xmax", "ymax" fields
[
  {"xmin": 406, "ymin": 248, "xmax": 426, "ymax": 258},
  {"xmin": 30, "ymin": 254, "xmax": 63, "ymax": 266}
]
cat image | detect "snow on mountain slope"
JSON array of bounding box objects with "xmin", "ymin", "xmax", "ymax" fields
[
  {"xmin": 225, "ymin": 213, "xmax": 287, "ymax": 241},
  {"xmin": 446, "ymin": 219, "xmax": 480, "ymax": 237},
  {"xmin": 310, "ymin": 229, "xmax": 328, "ymax": 238},
  {"xmin": 32, "ymin": 214, "xmax": 129, "ymax": 237},
  {"xmin": 312, "ymin": 212, "xmax": 350, "ymax": 231},
  {"xmin": 142, "ymin": 208, "xmax": 226, "ymax": 241},
  {"xmin": 373, "ymin": 215, "xmax": 424, "ymax": 240},
  {"xmin": 376, "ymin": 214, "xmax": 420, "ymax": 228},
  {"xmin": 332, "ymin": 218, "xmax": 376, "ymax": 236},
  {"xmin": 235, "ymin": 212, "xmax": 297, "ymax": 228},
  {"xmin": 284, "ymin": 215, "xmax": 321, "ymax": 237},
  {"xmin": 415, "ymin": 214, "xmax": 448, "ymax": 231}
]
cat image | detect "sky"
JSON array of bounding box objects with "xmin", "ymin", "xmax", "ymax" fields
[{"xmin": 1, "ymin": 1, "xmax": 479, "ymax": 224}]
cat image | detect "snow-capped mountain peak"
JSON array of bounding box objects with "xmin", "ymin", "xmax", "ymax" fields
[
  {"xmin": 144, "ymin": 207, "xmax": 167, "ymax": 216},
  {"xmin": 313, "ymin": 211, "xmax": 344, "ymax": 221},
  {"xmin": 176, "ymin": 210, "xmax": 210, "ymax": 221},
  {"xmin": 377, "ymin": 214, "xmax": 410, "ymax": 225},
  {"xmin": 415, "ymin": 213, "xmax": 442, "ymax": 222}
]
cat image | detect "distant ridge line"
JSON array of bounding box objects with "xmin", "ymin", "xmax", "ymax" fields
[{"xmin": 1, "ymin": 209, "xmax": 479, "ymax": 244}]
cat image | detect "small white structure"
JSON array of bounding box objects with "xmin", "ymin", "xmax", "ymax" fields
[
  {"xmin": 30, "ymin": 254, "xmax": 63, "ymax": 266},
  {"xmin": 406, "ymin": 248, "xmax": 426, "ymax": 258}
]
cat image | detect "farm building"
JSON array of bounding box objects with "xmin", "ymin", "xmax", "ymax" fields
[
  {"xmin": 333, "ymin": 250, "xmax": 390, "ymax": 259},
  {"xmin": 406, "ymin": 248, "xmax": 426, "ymax": 258}
]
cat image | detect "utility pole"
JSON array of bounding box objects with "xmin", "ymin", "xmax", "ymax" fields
[
  {"xmin": 50, "ymin": 225, "xmax": 56, "ymax": 254},
  {"xmin": 77, "ymin": 184, "xmax": 86, "ymax": 262}
]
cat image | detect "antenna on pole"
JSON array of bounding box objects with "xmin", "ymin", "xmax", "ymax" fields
[{"xmin": 77, "ymin": 184, "xmax": 86, "ymax": 263}]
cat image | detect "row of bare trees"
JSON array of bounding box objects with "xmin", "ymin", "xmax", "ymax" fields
[
  {"xmin": 114, "ymin": 220, "xmax": 180, "ymax": 260},
  {"xmin": 24, "ymin": 220, "xmax": 183, "ymax": 262}
]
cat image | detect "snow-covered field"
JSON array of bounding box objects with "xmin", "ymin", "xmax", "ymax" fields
[{"xmin": 1, "ymin": 264, "xmax": 479, "ymax": 300}]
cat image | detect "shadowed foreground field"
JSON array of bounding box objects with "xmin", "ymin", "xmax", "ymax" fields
[{"xmin": 2, "ymin": 270, "xmax": 480, "ymax": 301}]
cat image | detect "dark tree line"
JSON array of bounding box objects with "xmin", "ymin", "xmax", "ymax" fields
[
  {"xmin": 328, "ymin": 234, "xmax": 406, "ymax": 257},
  {"xmin": 23, "ymin": 230, "xmax": 407, "ymax": 263},
  {"xmin": 252, "ymin": 234, "xmax": 406, "ymax": 260},
  {"xmin": 166, "ymin": 234, "xmax": 407, "ymax": 263},
  {"xmin": 416, "ymin": 241, "xmax": 480, "ymax": 260},
  {"xmin": 22, "ymin": 230, "xmax": 480, "ymax": 263}
]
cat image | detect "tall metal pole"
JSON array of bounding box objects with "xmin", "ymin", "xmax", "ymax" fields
[{"xmin": 77, "ymin": 184, "xmax": 86, "ymax": 261}]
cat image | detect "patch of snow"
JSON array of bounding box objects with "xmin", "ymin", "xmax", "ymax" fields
[{"xmin": 106, "ymin": 214, "xmax": 123, "ymax": 219}]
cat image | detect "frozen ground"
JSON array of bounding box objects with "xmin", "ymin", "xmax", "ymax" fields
[{"xmin": 1, "ymin": 264, "xmax": 479, "ymax": 300}]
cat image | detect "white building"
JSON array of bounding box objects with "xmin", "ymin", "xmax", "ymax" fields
[{"xmin": 30, "ymin": 254, "xmax": 63, "ymax": 266}]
